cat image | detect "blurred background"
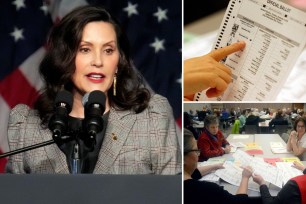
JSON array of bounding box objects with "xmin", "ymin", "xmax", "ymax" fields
[
  {"xmin": 0, "ymin": 0, "xmax": 182, "ymax": 172},
  {"xmin": 184, "ymin": 0, "xmax": 229, "ymax": 25}
]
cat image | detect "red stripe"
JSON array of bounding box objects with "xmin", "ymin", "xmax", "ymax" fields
[
  {"xmin": 291, "ymin": 175, "xmax": 306, "ymax": 203},
  {"xmin": 176, "ymin": 116, "xmax": 182, "ymax": 129},
  {"xmin": 0, "ymin": 68, "xmax": 39, "ymax": 108},
  {"xmin": 0, "ymin": 150, "xmax": 7, "ymax": 173}
]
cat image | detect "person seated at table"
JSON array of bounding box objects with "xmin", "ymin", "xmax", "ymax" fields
[
  {"xmin": 269, "ymin": 109, "xmax": 289, "ymax": 132},
  {"xmin": 197, "ymin": 108, "xmax": 207, "ymax": 122},
  {"xmin": 239, "ymin": 109, "xmax": 247, "ymax": 133},
  {"xmin": 220, "ymin": 108, "xmax": 230, "ymax": 128},
  {"xmin": 245, "ymin": 111, "xmax": 265, "ymax": 133},
  {"xmin": 246, "ymin": 111, "xmax": 263, "ymax": 125},
  {"xmin": 184, "ymin": 112, "xmax": 199, "ymax": 140},
  {"xmin": 184, "ymin": 128, "xmax": 262, "ymax": 204},
  {"xmin": 197, "ymin": 115, "xmax": 231, "ymax": 161},
  {"xmin": 221, "ymin": 108, "xmax": 230, "ymax": 120},
  {"xmin": 252, "ymin": 161, "xmax": 306, "ymax": 204},
  {"xmin": 287, "ymin": 117, "xmax": 306, "ymax": 160}
]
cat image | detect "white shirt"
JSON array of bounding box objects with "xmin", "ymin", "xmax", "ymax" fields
[{"xmin": 298, "ymin": 132, "xmax": 306, "ymax": 160}]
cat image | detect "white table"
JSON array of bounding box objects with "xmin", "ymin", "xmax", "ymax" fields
[
  {"xmin": 228, "ymin": 134, "xmax": 293, "ymax": 158},
  {"xmin": 209, "ymin": 134, "xmax": 301, "ymax": 196}
]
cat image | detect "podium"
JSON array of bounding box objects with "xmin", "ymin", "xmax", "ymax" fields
[{"xmin": 0, "ymin": 174, "xmax": 181, "ymax": 204}]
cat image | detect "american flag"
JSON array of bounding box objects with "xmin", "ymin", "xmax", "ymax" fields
[{"xmin": 0, "ymin": 0, "xmax": 182, "ymax": 173}]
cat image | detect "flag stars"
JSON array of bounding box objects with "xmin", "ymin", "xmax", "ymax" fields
[
  {"xmin": 153, "ymin": 7, "xmax": 168, "ymax": 23},
  {"xmin": 40, "ymin": 2, "xmax": 49, "ymax": 16},
  {"xmin": 10, "ymin": 27, "xmax": 24, "ymax": 42},
  {"xmin": 12, "ymin": 0, "xmax": 26, "ymax": 11},
  {"xmin": 176, "ymin": 77, "xmax": 182, "ymax": 84},
  {"xmin": 123, "ymin": 2, "xmax": 138, "ymax": 17},
  {"xmin": 150, "ymin": 38, "xmax": 165, "ymax": 53}
]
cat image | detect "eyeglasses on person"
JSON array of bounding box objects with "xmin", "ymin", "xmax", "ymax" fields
[{"xmin": 184, "ymin": 149, "xmax": 201, "ymax": 156}]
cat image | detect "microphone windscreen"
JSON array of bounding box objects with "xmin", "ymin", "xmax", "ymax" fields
[
  {"xmin": 82, "ymin": 92, "xmax": 90, "ymax": 107},
  {"xmin": 55, "ymin": 90, "xmax": 73, "ymax": 112},
  {"xmin": 82, "ymin": 90, "xmax": 106, "ymax": 108}
]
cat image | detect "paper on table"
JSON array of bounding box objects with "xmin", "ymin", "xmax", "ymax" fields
[
  {"xmin": 199, "ymin": 173, "xmax": 220, "ymax": 182},
  {"xmin": 251, "ymin": 157, "xmax": 282, "ymax": 188},
  {"xmin": 233, "ymin": 135, "xmax": 251, "ymax": 139},
  {"xmin": 233, "ymin": 149, "xmax": 254, "ymax": 166},
  {"xmin": 206, "ymin": 157, "xmax": 226, "ymax": 163},
  {"xmin": 270, "ymin": 142, "xmax": 284, "ymax": 148},
  {"xmin": 264, "ymin": 158, "xmax": 282, "ymax": 166},
  {"xmin": 275, "ymin": 162, "xmax": 303, "ymax": 185},
  {"xmin": 230, "ymin": 146, "xmax": 237, "ymax": 153},
  {"xmin": 245, "ymin": 143, "xmax": 259, "ymax": 148},
  {"xmin": 215, "ymin": 161, "xmax": 260, "ymax": 192},
  {"xmin": 233, "ymin": 150, "xmax": 282, "ymax": 188},
  {"xmin": 198, "ymin": 160, "xmax": 224, "ymax": 166},
  {"xmin": 197, "ymin": 161, "xmax": 221, "ymax": 182},
  {"xmin": 230, "ymin": 142, "xmax": 246, "ymax": 153},
  {"xmin": 281, "ymin": 157, "xmax": 301, "ymax": 163},
  {"xmin": 244, "ymin": 143, "xmax": 264, "ymax": 155},
  {"xmin": 231, "ymin": 142, "xmax": 246, "ymax": 148},
  {"xmin": 270, "ymin": 142, "xmax": 290, "ymax": 154}
]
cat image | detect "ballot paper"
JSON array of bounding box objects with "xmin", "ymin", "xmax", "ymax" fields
[
  {"xmin": 232, "ymin": 150, "xmax": 283, "ymax": 188},
  {"xmin": 270, "ymin": 142, "xmax": 290, "ymax": 153},
  {"xmin": 205, "ymin": 150, "xmax": 301, "ymax": 188},
  {"xmin": 215, "ymin": 161, "xmax": 260, "ymax": 191},
  {"xmin": 275, "ymin": 162, "xmax": 303, "ymax": 185},
  {"xmin": 198, "ymin": 161, "xmax": 222, "ymax": 182},
  {"xmin": 231, "ymin": 142, "xmax": 247, "ymax": 148},
  {"xmin": 193, "ymin": 0, "xmax": 306, "ymax": 101}
]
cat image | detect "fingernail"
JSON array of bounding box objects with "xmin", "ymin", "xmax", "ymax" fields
[{"xmin": 238, "ymin": 41, "xmax": 245, "ymax": 44}]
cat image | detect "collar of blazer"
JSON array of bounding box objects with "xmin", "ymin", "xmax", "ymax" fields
[
  {"xmin": 93, "ymin": 108, "xmax": 137, "ymax": 173},
  {"xmin": 40, "ymin": 127, "xmax": 70, "ymax": 173},
  {"xmin": 42, "ymin": 108, "xmax": 137, "ymax": 173}
]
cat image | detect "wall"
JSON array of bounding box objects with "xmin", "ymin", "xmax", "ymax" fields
[{"xmin": 183, "ymin": 103, "xmax": 305, "ymax": 113}]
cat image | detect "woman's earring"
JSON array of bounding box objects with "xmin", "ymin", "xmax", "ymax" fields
[{"xmin": 113, "ymin": 74, "xmax": 117, "ymax": 96}]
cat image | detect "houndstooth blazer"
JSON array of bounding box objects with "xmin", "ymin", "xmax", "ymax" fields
[{"xmin": 5, "ymin": 94, "xmax": 181, "ymax": 174}]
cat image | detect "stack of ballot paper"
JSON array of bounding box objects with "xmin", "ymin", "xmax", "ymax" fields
[{"xmin": 270, "ymin": 142, "xmax": 290, "ymax": 154}]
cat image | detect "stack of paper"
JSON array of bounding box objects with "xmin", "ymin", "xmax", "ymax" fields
[
  {"xmin": 264, "ymin": 158, "xmax": 282, "ymax": 166},
  {"xmin": 276, "ymin": 162, "xmax": 303, "ymax": 185},
  {"xmin": 270, "ymin": 142, "xmax": 289, "ymax": 154},
  {"xmin": 230, "ymin": 142, "xmax": 247, "ymax": 153},
  {"xmin": 199, "ymin": 150, "xmax": 303, "ymax": 189},
  {"xmin": 244, "ymin": 143, "xmax": 263, "ymax": 155},
  {"xmin": 215, "ymin": 161, "xmax": 260, "ymax": 192}
]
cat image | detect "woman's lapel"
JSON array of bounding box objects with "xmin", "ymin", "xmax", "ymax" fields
[{"xmin": 94, "ymin": 109, "xmax": 136, "ymax": 173}]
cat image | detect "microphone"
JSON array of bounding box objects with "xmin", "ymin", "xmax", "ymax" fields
[
  {"xmin": 48, "ymin": 90, "xmax": 73, "ymax": 142},
  {"xmin": 82, "ymin": 90, "xmax": 106, "ymax": 149},
  {"xmin": 0, "ymin": 90, "xmax": 73, "ymax": 160}
]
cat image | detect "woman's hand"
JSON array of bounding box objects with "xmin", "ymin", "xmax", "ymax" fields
[
  {"xmin": 224, "ymin": 145, "xmax": 231, "ymax": 154},
  {"xmin": 252, "ymin": 173, "xmax": 265, "ymax": 186},
  {"xmin": 184, "ymin": 41, "xmax": 246, "ymax": 99},
  {"xmin": 241, "ymin": 166, "xmax": 253, "ymax": 178},
  {"xmin": 290, "ymin": 131, "xmax": 298, "ymax": 145},
  {"xmin": 213, "ymin": 163, "xmax": 225, "ymax": 170},
  {"xmin": 292, "ymin": 161, "xmax": 306, "ymax": 172}
]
